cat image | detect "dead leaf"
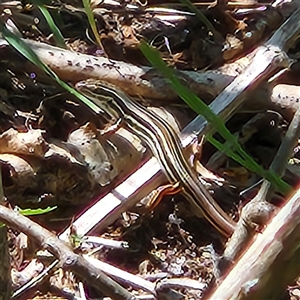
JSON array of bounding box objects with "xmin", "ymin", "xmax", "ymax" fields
[
  {"xmin": 0, "ymin": 128, "xmax": 48, "ymax": 157},
  {"xmin": 67, "ymin": 122, "xmax": 118, "ymax": 186}
]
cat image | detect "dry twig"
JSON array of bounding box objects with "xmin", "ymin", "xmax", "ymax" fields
[
  {"xmin": 0, "ymin": 204, "xmax": 135, "ymax": 300},
  {"xmin": 207, "ymin": 186, "xmax": 300, "ymax": 299}
]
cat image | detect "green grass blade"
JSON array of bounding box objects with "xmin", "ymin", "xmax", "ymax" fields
[
  {"xmin": 82, "ymin": 0, "xmax": 104, "ymax": 49},
  {"xmin": 37, "ymin": 4, "xmax": 66, "ymax": 48},
  {"xmin": 0, "ymin": 206, "xmax": 57, "ymax": 227},
  {"xmin": 140, "ymin": 40, "xmax": 291, "ymax": 194},
  {"xmin": 206, "ymin": 134, "xmax": 291, "ymax": 194},
  {"xmin": 0, "ymin": 23, "xmax": 102, "ymax": 114},
  {"xmin": 17, "ymin": 206, "xmax": 57, "ymax": 216}
]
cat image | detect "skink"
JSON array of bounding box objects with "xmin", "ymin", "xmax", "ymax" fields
[{"xmin": 75, "ymin": 79, "xmax": 236, "ymax": 237}]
